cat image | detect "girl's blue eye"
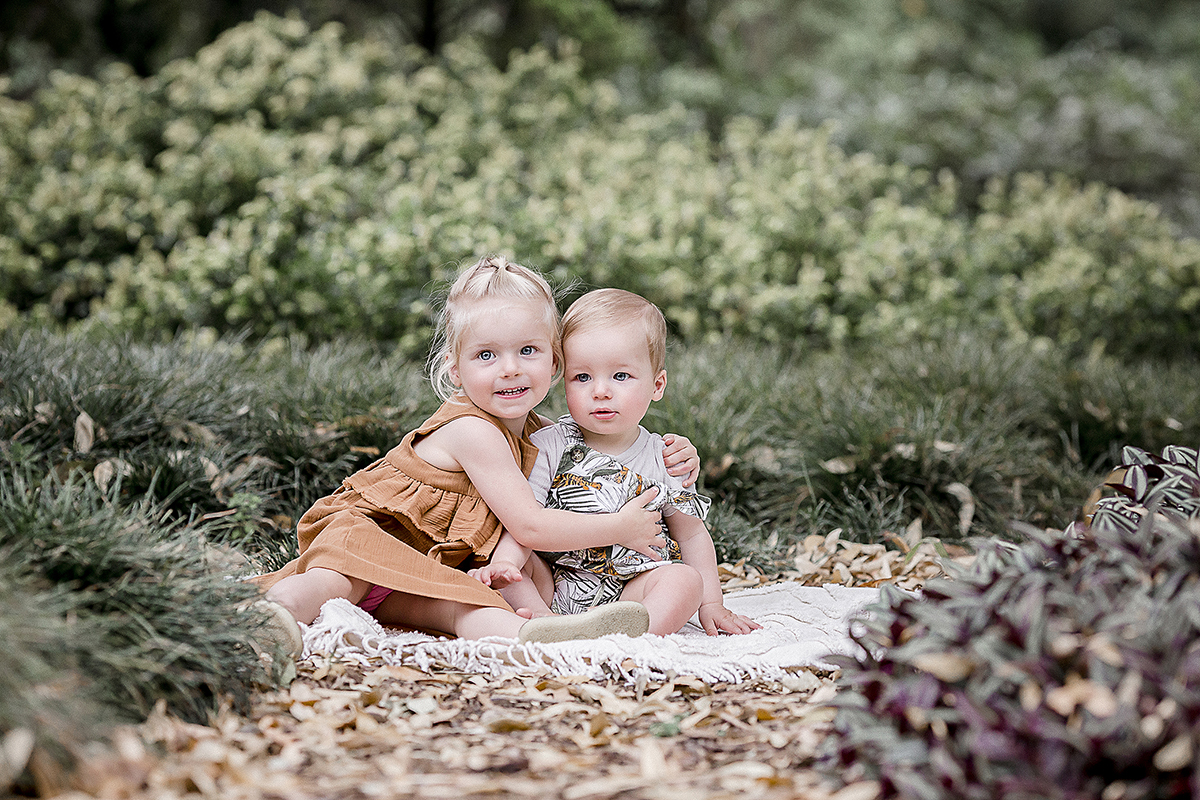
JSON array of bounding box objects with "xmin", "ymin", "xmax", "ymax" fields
[
  {"xmin": 521, "ymin": 345, "xmax": 536, "ymax": 356},
  {"xmin": 478, "ymin": 350, "xmax": 494, "ymax": 361},
  {"xmin": 614, "ymin": 372, "xmax": 630, "ymax": 381}
]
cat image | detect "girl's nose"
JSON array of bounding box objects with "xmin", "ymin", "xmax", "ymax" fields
[{"xmin": 499, "ymin": 353, "xmax": 520, "ymax": 375}]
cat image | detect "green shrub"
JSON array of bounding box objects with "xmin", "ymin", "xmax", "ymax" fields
[
  {"xmin": 1046, "ymin": 351, "xmax": 1200, "ymax": 471},
  {"xmin": 0, "ymin": 328, "xmax": 438, "ymax": 561},
  {"xmin": 704, "ymin": 0, "xmax": 1200, "ymax": 236},
  {"xmin": 0, "ymin": 563, "xmax": 105, "ymax": 773},
  {"xmin": 3, "ymin": 13, "xmax": 1198, "ymax": 359},
  {"xmin": 969, "ymin": 174, "xmax": 1200, "ymax": 359},
  {"xmin": 825, "ymin": 445, "xmax": 1200, "ymax": 798}
]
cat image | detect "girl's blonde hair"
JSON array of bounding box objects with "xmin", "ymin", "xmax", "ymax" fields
[
  {"xmin": 561, "ymin": 288, "xmax": 667, "ymax": 373},
  {"xmin": 428, "ymin": 255, "xmax": 563, "ymax": 401}
]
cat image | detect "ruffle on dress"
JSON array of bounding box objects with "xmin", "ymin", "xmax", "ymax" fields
[{"xmin": 344, "ymin": 451, "xmax": 502, "ymax": 558}]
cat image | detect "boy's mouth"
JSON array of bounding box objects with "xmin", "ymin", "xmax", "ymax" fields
[{"xmin": 592, "ymin": 408, "xmax": 617, "ymax": 419}]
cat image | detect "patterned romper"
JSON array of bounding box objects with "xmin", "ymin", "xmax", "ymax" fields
[{"xmin": 532, "ymin": 416, "xmax": 711, "ymax": 615}]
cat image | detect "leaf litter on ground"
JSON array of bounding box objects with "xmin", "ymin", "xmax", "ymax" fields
[{"xmin": 51, "ymin": 538, "xmax": 967, "ymax": 800}]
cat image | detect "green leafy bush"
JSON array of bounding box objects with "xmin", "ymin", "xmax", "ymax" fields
[
  {"xmin": 2, "ymin": 13, "xmax": 1198, "ymax": 359},
  {"xmin": 826, "ymin": 445, "xmax": 1200, "ymax": 798},
  {"xmin": 968, "ymin": 174, "xmax": 1200, "ymax": 358},
  {"xmin": 702, "ymin": 0, "xmax": 1200, "ymax": 235}
]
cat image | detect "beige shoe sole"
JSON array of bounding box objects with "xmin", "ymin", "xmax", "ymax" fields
[
  {"xmin": 253, "ymin": 599, "xmax": 304, "ymax": 659},
  {"xmin": 517, "ymin": 601, "xmax": 650, "ymax": 644}
]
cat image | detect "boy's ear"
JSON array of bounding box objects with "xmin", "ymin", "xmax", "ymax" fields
[{"xmin": 652, "ymin": 370, "xmax": 667, "ymax": 401}]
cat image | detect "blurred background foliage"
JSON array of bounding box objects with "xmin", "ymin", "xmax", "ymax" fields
[
  {"xmin": 3, "ymin": 0, "xmax": 1200, "ymax": 234},
  {"xmin": 1, "ymin": 8, "xmax": 1198, "ymax": 357}
]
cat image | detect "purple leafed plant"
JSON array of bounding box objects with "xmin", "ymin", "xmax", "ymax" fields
[{"xmin": 825, "ymin": 445, "xmax": 1200, "ymax": 800}]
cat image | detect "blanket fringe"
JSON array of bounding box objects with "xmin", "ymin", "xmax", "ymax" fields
[{"xmin": 302, "ymin": 583, "xmax": 879, "ymax": 684}]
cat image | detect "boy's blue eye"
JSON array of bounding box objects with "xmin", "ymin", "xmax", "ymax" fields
[
  {"xmin": 574, "ymin": 373, "xmax": 591, "ymax": 383},
  {"xmin": 614, "ymin": 372, "xmax": 630, "ymax": 381}
]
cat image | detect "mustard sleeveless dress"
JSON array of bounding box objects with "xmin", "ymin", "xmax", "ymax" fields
[{"xmin": 253, "ymin": 397, "xmax": 543, "ymax": 613}]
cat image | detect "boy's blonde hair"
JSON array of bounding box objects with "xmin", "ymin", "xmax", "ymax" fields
[
  {"xmin": 561, "ymin": 288, "xmax": 667, "ymax": 373},
  {"xmin": 428, "ymin": 255, "xmax": 563, "ymax": 401}
]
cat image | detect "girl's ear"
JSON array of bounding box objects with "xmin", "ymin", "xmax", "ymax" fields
[
  {"xmin": 651, "ymin": 370, "xmax": 667, "ymax": 401},
  {"xmin": 447, "ymin": 354, "xmax": 462, "ymax": 386}
]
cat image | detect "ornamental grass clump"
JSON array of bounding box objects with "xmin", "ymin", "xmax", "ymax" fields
[
  {"xmin": 826, "ymin": 445, "xmax": 1200, "ymax": 799},
  {"xmin": 0, "ymin": 464, "xmax": 288, "ymax": 791}
]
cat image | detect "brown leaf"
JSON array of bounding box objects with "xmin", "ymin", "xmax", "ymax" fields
[
  {"xmin": 821, "ymin": 457, "xmax": 856, "ymax": 474},
  {"xmin": 832, "ymin": 782, "xmax": 883, "ymax": 800},
  {"xmin": 0, "ymin": 728, "xmax": 34, "ymax": 793},
  {"xmin": 911, "ymin": 652, "xmax": 975, "ymax": 683},
  {"xmin": 1153, "ymin": 735, "xmax": 1193, "ymax": 772},
  {"xmin": 484, "ymin": 714, "xmax": 532, "ymax": 733},
  {"xmin": 74, "ymin": 411, "xmax": 95, "ymax": 453}
]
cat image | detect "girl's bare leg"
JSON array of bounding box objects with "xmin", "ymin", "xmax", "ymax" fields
[
  {"xmin": 266, "ymin": 567, "xmax": 372, "ymax": 624},
  {"xmin": 620, "ymin": 563, "xmax": 704, "ymax": 636},
  {"xmin": 271, "ymin": 567, "xmax": 650, "ymax": 642},
  {"xmin": 373, "ymin": 590, "xmax": 527, "ymax": 639},
  {"xmin": 500, "ymin": 553, "xmax": 556, "ymax": 618}
]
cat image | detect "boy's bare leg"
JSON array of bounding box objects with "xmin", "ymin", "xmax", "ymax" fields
[
  {"xmin": 266, "ymin": 567, "xmax": 371, "ymax": 624},
  {"xmin": 500, "ymin": 553, "xmax": 556, "ymax": 618},
  {"xmin": 620, "ymin": 563, "xmax": 704, "ymax": 636}
]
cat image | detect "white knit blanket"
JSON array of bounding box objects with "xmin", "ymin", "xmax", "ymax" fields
[{"xmin": 301, "ymin": 582, "xmax": 880, "ymax": 684}]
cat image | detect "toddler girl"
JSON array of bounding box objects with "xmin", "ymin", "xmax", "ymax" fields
[{"xmin": 254, "ymin": 257, "xmax": 698, "ymax": 645}]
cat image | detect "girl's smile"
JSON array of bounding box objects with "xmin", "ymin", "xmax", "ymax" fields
[{"xmin": 449, "ymin": 298, "xmax": 557, "ymax": 434}]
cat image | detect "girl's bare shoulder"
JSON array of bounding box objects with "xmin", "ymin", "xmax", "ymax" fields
[{"xmin": 412, "ymin": 415, "xmax": 505, "ymax": 470}]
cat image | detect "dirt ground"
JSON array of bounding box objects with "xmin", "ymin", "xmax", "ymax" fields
[{"xmin": 46, "ymin": 534, "xmax": 962, "ymax": 800}]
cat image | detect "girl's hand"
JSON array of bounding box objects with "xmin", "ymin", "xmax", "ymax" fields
[
  {"xmin": 698, "ymin": 602, "xmax": 762, "ymax": 636},
  {"xmin": 616, "ymin": 487, "xmax": 666, "ymax": 558},
  {"xmin": 662, "ymin": 434, "xmax": 701, "ymax": 487},
  {"xmin": 468, "ymin": 562, "xmax": 524, "ymax": 589}
]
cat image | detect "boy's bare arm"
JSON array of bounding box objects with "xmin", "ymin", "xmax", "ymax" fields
[
  {"xmin": 468, "ymin": 531, "xmax": 530, "ymax": 589},
  {"xmin": 661, "ymin": 433, "xmax": 700, "ymax": 487},
  {"xmin": 667, "ymin": 512, "xmax": 762, "ymax": 636}
]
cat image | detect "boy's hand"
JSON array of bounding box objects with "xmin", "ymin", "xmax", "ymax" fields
[
  {"xmin": 616, "ymin": 487, "xmax": 666, "ymax": 558},
  {"xmin": 468, "ymin": 561, "xmax": 524, "ymax": 589},
  {"xmin": 698, "ymin": 602, "xmax": 762, "ymax": 636},
  {"xmin": 662, "ymin": 434, "xmax": 700, "ymax": 487}
]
